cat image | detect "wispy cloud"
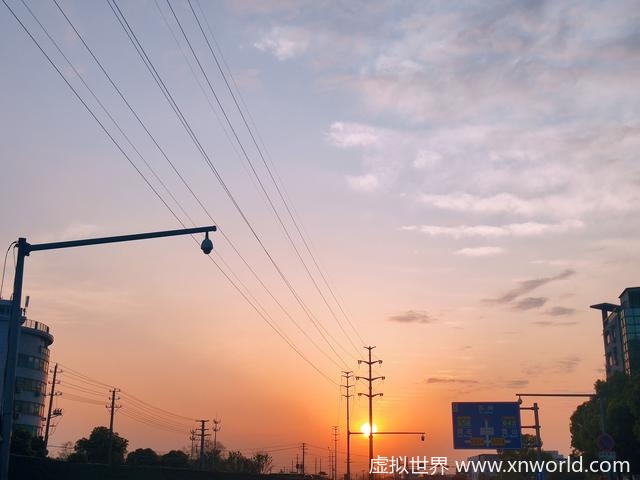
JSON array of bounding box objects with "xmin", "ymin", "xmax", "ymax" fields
[
  {"xmin": 346, "ymin": 173, "xmax": 380, "ymax": 192},
  {"xmin": 513, "ymin": 297, "xmax": 547, "ymax": 311},
  {"xmin": 532, "ymin": 320, "xmax": 578, "ymax": 327},
  {"xmin": 553, "ymin": 355, "xmax": 581, "ymax": 373},
  {"xmin": 425, "ymin": 377, "xmax": 478, "ymax": 384},
  {"xmin": 545, "ymin": 306, "xmax": 577, "ymax": 316},
  {"xmin": 487, "ymin": 269, "xmax": 576, "ymax": 304},
  {"xmin": 401, "ymin": 221, "xmax": 583, "ymax": 239},
  {"xmin": 327, "ymin": 122, "xmax": 383, "ymax": 149},
  {"xmin": 254, "ymin": 26, "xmax": 310, "ymax": 60},
  {"xmin": 454, "ymin": 246, "xmax": 504, "ymax": 257},
  {"xmin": 388, "ymin": 310, "xmax": 435, "ymax": 324}
]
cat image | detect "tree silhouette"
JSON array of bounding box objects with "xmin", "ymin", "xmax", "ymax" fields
[
  {"xmin": 10, "ymin": 428, "xmax": 46, "ymax": 457},
  {"xmin": 73, "ymin": 426, "xmax": 128, "ymax": 465},
  {"xmin": 126, "ymin": 447, "xmax": 159, "ymax": 466},
  {"xmin": 570, "ymin": 373, "xmax": 640, "ymax": 471},
  {"xmin": 160, "ymin": 450, "xmax": 190, "ymax": 468}
]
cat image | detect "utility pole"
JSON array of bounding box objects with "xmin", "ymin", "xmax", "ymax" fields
[
  {"xmin": 190, "ymin": 430, "xmax": 196, "ymax": 461},
  {"xmin": 356, "ymin": 346, "xmax": 384, "ymax": 480},
  {"xmin": 107, "ymin": 388, "xmax": 121, "ymax": 466},
  {"xmin": 301, "ymin": 442, "xmax": 307, "ymax": 475},
  {"xmin": 341, "ymin": 371, "xmax": 354, "ymax": 480},
  {"xmin": 533, "ymin": 402, "xmax": 543, "ymax": 480},
  {"xmin": 196, "ymin": 420, "xmax": 210, "ymax": 470},
  {"xmin": 212, "ymin": 418, "xmax": 221, "ymax": 468},
  {"xmin": 43, "ymin": 363, "xmax": 62, "ymax": 450},
  {"xmin": 329, "ymin": 447, "xmax": 334, "ymax": 480},
  {"xmin": 332, "ymin": 426, "xmax": 339, "ymax": 480}
]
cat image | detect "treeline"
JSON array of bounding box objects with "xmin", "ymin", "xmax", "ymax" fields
[{"xmin": 13, "ymin": 426, "xmax": 272, "ymax": 474}]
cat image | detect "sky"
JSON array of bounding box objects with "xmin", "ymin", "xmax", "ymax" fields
[{"xmin": 1, "ymin": 0, "xmax": 639, "ymax": 472}]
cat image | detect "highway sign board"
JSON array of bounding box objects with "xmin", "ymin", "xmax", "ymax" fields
[{"xmin": 452, "ymin": 402, "xmax": 522, "ymax": 449}]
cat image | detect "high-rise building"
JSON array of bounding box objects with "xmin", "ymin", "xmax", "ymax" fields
[
  {"xmin": 591, "ymin": 287, "xmax": 640, "ymax": 378},
  {"xmin": 0, "ymin": 299, "xmax": 54, "ymax": 437}
]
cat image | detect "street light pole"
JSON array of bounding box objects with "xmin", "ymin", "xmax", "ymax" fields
[{"xmin": 0, "ymin": 226, "xmax": 216, "ymax": 480}]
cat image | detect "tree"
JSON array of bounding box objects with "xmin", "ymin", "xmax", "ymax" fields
[
  {"xmin": 252, "ymin": 451, "xmax": 273, "ymax": 474},
  {"xmin": 497, "ymin": 435, "xmax": 585, "ymax": 480},
  {"xmin": 160, "ymin": 450, "xmax": 190, "ymax": 468},
  {"xmin": 10, "ymin": 429, "xmax": 34, "ymax": 456},
  {"xmin": 126, "ymin": 448, "xmax": 159, "ymax": 466},
  {"xmin": 570, "ymin": 373, "xmax": 640, "ymax": 472},
  {"xmin": 218, "ymin": 450, "xmax": 272, "ymax": 474},
  {"xmin": 10, "ymin": 428, "xmax": 46, "ymax": 457},
  {"xmin": 56, "ymin": 441, "xmax": 74, "ymax": 461},
  {"xmin": 202, "ymin": 439, "xmax": 226, "ymax": 470},
  {"xmin": 73, "ymin": 426, "xmax": 128, "ymax": 465}
]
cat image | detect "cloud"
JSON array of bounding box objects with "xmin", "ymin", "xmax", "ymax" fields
[
  {"xmin": 503, "ymin": 379, "xmax": 529, "ymax": 388},
  {"xmin": 254, "ymin": 26, "xmax": 310, "ymax": 60},
  {"xmin": 388, "ymin": 310, "xmax": 435, "ymax": 324},
  {"xmin": 327, "ymin": 122, "xmax": 383, "ymax": 148},
  {"xmin": 513, "ymin": 297, "xmax": 547, "ymax": 311},
  {"xmin": 413, "ymin": 149, "xmax": 442, "ymax": 169},
  {"xmin": 454, "ymin": 246, "xmax": 504, "ymax": 257},
  {"xmin": 545, "ymin": 306, "xmax": 577, "ymax": 316},
  {"xmin": 401, "ymin": 220, "xmax": 584, "ymax": 239},
  {"xmin": 488, "ymin": 269, "xmax": 576, "ymax": 304},
  {"xmin": 419, "ymin": 192, "xmax": 541, "ymax": 216},
  {"xmin": 425, "ymin": 377, "xmax": 478, "ymax": 384},
  {"xmin": 346, "ymin": 173, "xmax": 380, "ymax": 192},
  {"xmin": 532, "ymin": 320, "xmax": 578, "ymax": 327},
  {"xmin": 553, "ymin": 355, "xmax": 581, "ymax": 373}
]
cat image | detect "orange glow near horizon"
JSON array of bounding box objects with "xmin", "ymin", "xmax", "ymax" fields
[{"xmin": 360, "ymin": 422, "xmax": 378, "ymax": 437}]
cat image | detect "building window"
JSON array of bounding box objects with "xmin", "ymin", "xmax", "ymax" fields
[
  {"xmin": 14, "ymin": 399, "xmax": 44, "ymax": 418},
  {"xmin": 15, "ymin": 377, "xmax": 46, "ymax": 396},
  {"xmin": 13, "ymin": 424, "xmax": 39, "ymax": 437},
  {"xmin": 17, "ymin": 354, "xmax": 48, "ymax": 373}
]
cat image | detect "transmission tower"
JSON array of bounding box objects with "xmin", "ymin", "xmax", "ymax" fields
[
  {"xmin": 341, "ymin": 370, "xmax": 354, "ymax": 480},
  {"xmin": 356, "ymin": 346, "xmax": 384, "ymax": 480}
]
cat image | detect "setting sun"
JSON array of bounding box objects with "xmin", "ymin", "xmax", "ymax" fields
[{"xmin": 360, "ymin": 422, "xmax": 378, "ymax": 437}]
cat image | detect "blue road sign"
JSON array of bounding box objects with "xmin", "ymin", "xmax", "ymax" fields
[{"xmin": 452, "ymin": 402, "xmax": 522, "ymax": 449}]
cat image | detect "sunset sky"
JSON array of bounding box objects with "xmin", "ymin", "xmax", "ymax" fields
[{"xmin": 1, "ymin": 0, "xmax": 639, "ymax": 472}]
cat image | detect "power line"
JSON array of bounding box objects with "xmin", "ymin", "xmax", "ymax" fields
[
  {"xmin": 119, "ymin": 409, "xmax": 190, "ymax": 434},
  {"xmin": 151, "ymin": 0, "xmax": 346, "ymax": 371},
  {"xmin": 8, "ymin": 0, "xmax": 339, "ymax": 386},
  {"xmin": 108, "ymin": 0, "xmax": 351, "ymax": 373},
  {"xmin": 126, "ymin": 0, "xmax": 353, "ymax": 367},
  {"xmin": 194, "ymin": 0, "xmax": 365, "ymax": 348},
  {"xmin": 189, "ymin": 0, "xmax": 365, "ymax": 353},
  {"xmin": 169, "ymin": 0, "xmax": 358, "ymax": 361},
  {"xmin": 58, "ymin": 392, "xmax": 106, "ymax": 406}
]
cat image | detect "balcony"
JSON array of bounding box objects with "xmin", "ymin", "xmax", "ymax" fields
[
  {"xmin": 22, "ymin": 319, "xmax": 50, "ymax": 334},
  {"xmin": 21, "ymin": 318, "xmax": 53, "ymax": 345}
]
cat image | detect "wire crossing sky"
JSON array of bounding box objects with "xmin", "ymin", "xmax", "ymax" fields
[{"xmin": 1, "ymin": 0, "xmax": 639, "ymax": 466}]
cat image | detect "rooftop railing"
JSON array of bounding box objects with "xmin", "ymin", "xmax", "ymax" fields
[{"xmin": 22, "ymin": 319, "xmax": 50, "ymax": 335}]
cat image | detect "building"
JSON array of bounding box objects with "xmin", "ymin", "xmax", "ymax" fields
[
  {"xmin": 0, "ymin": 299, "xmax": 54, "ymax": 437},
  {"xmin": 591, "ymin": 287, "xmax": 640, "ymax": 378}
]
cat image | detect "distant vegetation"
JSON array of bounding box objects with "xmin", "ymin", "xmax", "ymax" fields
[{"xmin": 570, "ymin": 372, "xmax": 640, "ymax": 471}]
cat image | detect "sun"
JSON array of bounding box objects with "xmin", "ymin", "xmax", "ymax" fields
[{"xmin": 360, "ymin": 422, "xmax": 378, "ymax": 437}]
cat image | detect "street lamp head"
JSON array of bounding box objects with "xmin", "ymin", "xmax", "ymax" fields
[{"xmin": 201, "ymin": 232, "xmax": 213, "ymax": 255}]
